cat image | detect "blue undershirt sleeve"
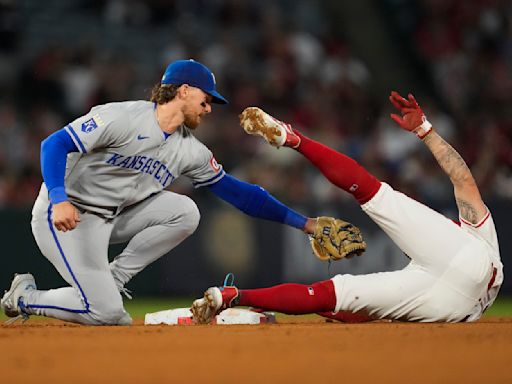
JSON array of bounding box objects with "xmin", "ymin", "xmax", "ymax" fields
[
  {"xmin": 207, "ymin": 173, "xmax": 307, "ymax": 230},
  {"xmin": 40, "ymin": 128, "xmax": 79, "ymax": 204}
]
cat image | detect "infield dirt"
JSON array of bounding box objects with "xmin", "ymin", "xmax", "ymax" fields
[{"xmin": 1, "ymin": 317, "xmax": 511, "ymax": 384}]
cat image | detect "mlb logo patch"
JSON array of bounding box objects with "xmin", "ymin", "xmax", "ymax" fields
[{"xmin": 82, "ymin": 117, "xmax": 99, "ymax": 133}]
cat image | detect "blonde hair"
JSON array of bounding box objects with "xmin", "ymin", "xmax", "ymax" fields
[{"xmin": 150, "ymin": 83, "xmax": 180, "ymax": 104}]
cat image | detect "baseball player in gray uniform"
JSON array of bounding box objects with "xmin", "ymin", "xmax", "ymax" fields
[{"xmin": 1, "ymin": 59, "xmax": 317, "ymax": 325}]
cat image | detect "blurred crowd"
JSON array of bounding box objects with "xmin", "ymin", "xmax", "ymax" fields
[
  {"xmin": 0, "ymin": 0, "xmax": 510, "ymax": 209},
  {"xmin": 386, "ymin": 0, "xmax": 512, "ymax": 201}
]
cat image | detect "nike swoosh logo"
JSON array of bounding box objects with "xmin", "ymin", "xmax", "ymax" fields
[{"xmin": 137, "ymin": 135, "xmax": 150, "ymax": 140}]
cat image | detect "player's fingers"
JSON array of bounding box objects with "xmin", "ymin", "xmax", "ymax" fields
[
  {"xmin": 62, "ymin": 221, "xmax": 71, "ymax": 231},
  {"xmin": 390, "ymin": 90, "xmax": 404, "ymax": 99},
  {"xmin": 54, "ymin": 221, "xmax": 67, "ymax": 232},
  {"xmin": 53, "ymin": 218, "xmax": 62, "ymax": 230},
  {"xmin": 390, "ymin": 113, "xmax": 405, "ymax": 127},
  {"xmin": 389, "ymin": 95, "xmax": 403, "ymax": 111},
  {"xmin": 408, "ymin": 94, "xmax": 420, "ymax": 107},
  {"xmin": 390, "ymin": 91, "xmax": 409, "ymax": 107},
  {"xmin": 391, "ymin": 96, "xmax": 410, "ymax": 110},
  {"xmin": 56, "ymin": 217, "xmax": 74, "ymax": 231},
  {"xmin": 67, "ymin": 218, "xmax": 77, "ymax": 230}
]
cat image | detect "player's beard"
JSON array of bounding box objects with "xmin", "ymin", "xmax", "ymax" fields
[{"xmin": 183, "ymin": 111, "xmax": 203, "ymax": 130}]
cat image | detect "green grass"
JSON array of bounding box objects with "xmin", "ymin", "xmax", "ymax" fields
[
  {"xmin": 480, "ymin": 297, "xmax": 512, "ymax": 317},
  {"xmin": 2, "ymin": 297, "xmax": 512, "ymax": 322},
  {"xmin": 124, "ymin": 297, "xmax": 194, "ymax": 319},
  {"xmin": 126, "ymin": 296, "xmax": 512, "ymax": 320}
]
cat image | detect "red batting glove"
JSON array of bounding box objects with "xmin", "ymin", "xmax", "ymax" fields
[{"xmin": 389, "ymin": 91, "xmax": 433, "ymax": 139}]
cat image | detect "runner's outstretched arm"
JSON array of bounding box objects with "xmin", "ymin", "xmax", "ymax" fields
[{"xmin": 389, "ymin": 91, "xmax": 487, "ymax": 224}]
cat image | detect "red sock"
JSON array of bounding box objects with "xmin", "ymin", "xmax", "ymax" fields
[
  {"xmin": 238, "ymin": 280, "xmax": 336, "ymax": 314},
  {"xmin": 295, "ymin": 131, "xmax": 381, "ymax": 204}
]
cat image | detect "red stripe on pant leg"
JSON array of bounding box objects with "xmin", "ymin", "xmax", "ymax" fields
[
  {"xmin": 238, "ymin": 280, "xmax": 336, "ymax": 314},
  {"xmin": 295, "ymin": 130, "xmax": 381, "ymax": 204}
]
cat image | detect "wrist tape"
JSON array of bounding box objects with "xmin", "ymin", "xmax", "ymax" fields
[{"xmin": 414, "ymin": 116, "xmax": 433, "ymax": 139}]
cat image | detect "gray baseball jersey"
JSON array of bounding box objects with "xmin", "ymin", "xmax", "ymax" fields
[
  {"xmin": 63, "ymin": 100, "xmax": 225, "ymax": 217},
  {"xmin": 24, "ymin": 100, "xmax": 226, "ymax": 325}
]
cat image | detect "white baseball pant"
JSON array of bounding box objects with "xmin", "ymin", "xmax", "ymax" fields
[{"xmin": 332, "ymin": 183, "xmax": 499, "ymax": 322}]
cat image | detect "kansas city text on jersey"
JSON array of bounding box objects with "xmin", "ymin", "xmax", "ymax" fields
[{"xmin": 106, "ymin": 153, "xmax": 175, "ymax": 187}]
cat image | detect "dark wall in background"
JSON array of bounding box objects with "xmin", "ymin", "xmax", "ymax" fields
[{"xmin": 1, "ymin": 198, "xmax": 509, "ymax": 297}]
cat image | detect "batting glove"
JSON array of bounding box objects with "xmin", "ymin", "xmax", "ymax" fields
[{"xmin": 389, "ymin": 91, "xmax": 433, "ymax": 139}]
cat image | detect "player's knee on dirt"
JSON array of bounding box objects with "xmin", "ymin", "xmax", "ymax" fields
[
  {"xmin": 116, "ymin": 312, "xmax": 133, "ymax": 326},
  {"xmin": 91, "ymin": 306, "xmax": 132, "ymax": 325}
]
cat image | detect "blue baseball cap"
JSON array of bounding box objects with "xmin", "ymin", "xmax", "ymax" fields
[{"xmin": 161, "ymin": 59, "xmax": 228, "ymax": 104}]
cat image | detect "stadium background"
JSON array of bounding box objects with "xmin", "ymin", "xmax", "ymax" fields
[{"xmin": 0, "ymin": 0, "xmax": 510, "ymax": 298}]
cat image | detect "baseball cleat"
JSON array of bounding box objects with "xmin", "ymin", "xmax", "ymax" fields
[
  {"xmin": 1, "ymin": 273, "xmax": 36, "ymax": 320},
  {"xmin": 191, "ymin": 285, "xmax": 240, "ymax": 324},
  {"xmin": 239, "ymin": 107, "xmax": 301, "ymax": 148}
]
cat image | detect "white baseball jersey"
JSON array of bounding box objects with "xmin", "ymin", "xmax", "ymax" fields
[
  {"xmin": 332, "ymin": 182, "xmax": 503, "ymax": 322},
  {"xmin": 62, "ymin": 100, "xmax": 224, "ymax": 217}
]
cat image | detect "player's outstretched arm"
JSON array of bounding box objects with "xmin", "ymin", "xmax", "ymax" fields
[
  {"xmin": 389, "ymin": 91, "xmax": 487, "ymax": 224},
  {"xmin": 208, "ymin": 173, "xmax": 315, "ymax": 234},
  {"xmin": 422, "ymin": 131, "xmax": 486, "ymax": 223}
]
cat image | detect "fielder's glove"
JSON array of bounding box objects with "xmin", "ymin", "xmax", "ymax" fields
[{"xmin": 310, "ymin": 216, "xmax": 366, "ymax": 261}]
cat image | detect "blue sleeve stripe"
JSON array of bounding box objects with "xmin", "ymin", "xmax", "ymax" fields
[
  {"xmin": 193, "ymin": 170, "xmax": 226, "ymax": 188},
  {"xmin": 207, "ymin": 173, "xmax": 307, "ymax": 230},
  {"xmin": 65, "ymin": 124, "xmax": 87, "ymax": 153}
]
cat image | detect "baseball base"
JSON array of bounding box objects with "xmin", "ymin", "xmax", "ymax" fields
[
  {"xmin": 213, "ymin": 308, "xmax": 276, "ymax": 325},
  {"xmin": 144, "ymin": 308, "xmax": 193, "ymax": 325},
  {"xmin": 144, "ymin": 307, "xmax": 276, "ymax": 325}
]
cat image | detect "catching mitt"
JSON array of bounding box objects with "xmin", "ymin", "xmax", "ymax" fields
[{"xmin": 310, "ymin": 216, "xmax": 366, "ymax": 261}]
